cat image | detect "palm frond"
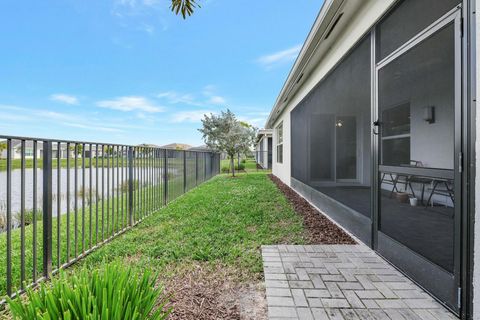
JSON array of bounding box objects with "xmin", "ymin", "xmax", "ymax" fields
[{"xmin": 170, "ymin": 0, "xmax": 200, "ymax": 19}]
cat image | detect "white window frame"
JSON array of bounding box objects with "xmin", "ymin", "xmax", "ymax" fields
[{"xmin": 276, "ymin": 122, "xmax": 283, "ymax": 164}]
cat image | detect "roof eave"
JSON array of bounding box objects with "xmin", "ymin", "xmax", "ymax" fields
[{"xmin": 265, "ymin": 0, "xmax": 344, "ymax": 129}]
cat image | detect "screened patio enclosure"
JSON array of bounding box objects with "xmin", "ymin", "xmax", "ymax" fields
[{"xmin": 290, "ymin": 0, "xmax": 463, "ymax": 314}]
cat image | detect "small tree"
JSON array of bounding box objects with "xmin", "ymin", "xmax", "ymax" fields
[
  {"xmin": 0, "ymin": 141, "xmax": 7, "ymax": 158},
  {"xmin": 199, "ymin": 110, "xmax": 256, "ymax": 177},
  {"xmin": 70, "ymin": 144, "xmax": 83, "ymax": 156},
  {"xmin": 103, "ymin": 146, "xmax": 114, "ymax": 157}
]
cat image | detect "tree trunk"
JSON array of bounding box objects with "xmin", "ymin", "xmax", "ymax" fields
[{"xmin": 230, "ymin": 155, "xmax": 235, "ymax": 177}]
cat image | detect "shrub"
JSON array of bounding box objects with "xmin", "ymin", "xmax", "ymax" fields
[
  {"xmin": 7, "ymin": 262, "xmax": 171, "ymax": 320},
  {"xmin": 121, "ymin": 180, "xmax": 139, "ymax": 193},
  {"xmin": 241, "ymin": 159, "xmax": 246, "ymax": 164},
  {"xmin": 235, "ymin": 163, "xmax": 245, "ymax": 170},
  {"xmin": 222, "ymin": 164, "xmax": 244, "ymax": 172},
  {"xmin": 14, "ymin": 210, "xmax": 42, "ymax": 227},
  {"xmin": 0, "ymin": 212, "xmax": 6, "ymax": 231},
  {"xmin": 221, "ymin": 166, "xmax": 230, "ymax": 173}
]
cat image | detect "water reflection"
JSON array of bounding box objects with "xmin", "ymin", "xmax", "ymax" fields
[{"xmin": 0, "ymin": 167, "xmax": 167, "ymax": 227}]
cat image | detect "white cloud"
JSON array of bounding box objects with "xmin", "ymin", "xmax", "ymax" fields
[
  {"xmin": 238, "ymin": 116, "xmax": 265, "ymax": 128},
  {"xmin": 0, "ymin": 104, "xmax": 128, "ymax": 133},
  {"xmin": 115, "ymin": 0, "xmax": 159, "ymax": 7},
  {"xmin": 115, "ymin": 0, "xmax": 137, "ymax": 8},
  {"xmin": 140, "ymin": 23, "xmax": 155, "ymax": 34},
  {"xmin": 171, "ymin": 110, "xmax": 215, "ymax": 123},
  {"xmin": 50, "ymin": 94, "xmax": 79, "ymax": 105},
  {"xmin": 256, "ymin": 45, "xmax": 302, "ymax": 69},
  {"xmin": 63, "ymin": 122, "xmax": 123, "ymax": 133},
  {"xmin": 157, "ymin": 91, "xmax": 202, "ymax": 106},
  {"xmin": 142, "ymin": 0, "xmax": 160, "ymax": 6},
  {"xmin": 157, "ymin": 88, "xmax": 227, "ymax": 107},
  {"xmin": 208, "ymin": 95, "xmax": 226, "ymax": 105},
  {"xmin": 202, "ymin": 85, "xmax": 227, "ymax": 105},
  {"xmin": 97, "ymin": 96, "xmax": 165, "ymax": 113}
]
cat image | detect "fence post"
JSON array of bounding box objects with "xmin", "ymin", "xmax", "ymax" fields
[
  {"xmin": 183, "ymin": 150, "xmax": 187, "ymax": 193},
  {"xmin": 195, "ymin": 152, "xmax": 198, "ymax": 186},
  {"xmin": 128, "ymin": 147, "xmax": 134, "ymax": 226},
  {"xmin": 163, "ymin": 150, "xmax": 168, "ymax": 205},
  {"xmin": 6, "ymin": 139, "xmax": 12, "ymax": 295},
  {"xmin": 42, "ymin": 141, "xmax": 53, "ymax": 279}
]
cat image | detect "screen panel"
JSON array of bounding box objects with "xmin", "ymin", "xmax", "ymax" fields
[
  {"xmin": 291, "ymin": 34, "xmax": 371, "ymax": 218},
  {"xmin": 378, "ymin": 23, "xmax": 455, "ymax": 272},
  {"xmin": 376, "ymin": 0, "xmax": 461, "ymax": 61}
]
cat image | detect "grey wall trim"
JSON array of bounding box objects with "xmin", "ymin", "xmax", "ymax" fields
[
  {"xmin": 462, "ymin": 0, "xmax": 476, "ymax": 318},
  {"xmin": 291, "ymin": 177, "xmax": 372, "ymax": 246}
]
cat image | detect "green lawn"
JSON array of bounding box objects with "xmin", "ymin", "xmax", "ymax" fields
[
  {"xmin": 0, "ymin": 186, "xmax": 161, "ymax": 297},
  {"xmin": 0, "ymin": 157, "xmax": 187, "ymax": 171},
  {"xmin": 0, "ymin": 172, "xmax": 304, "ymax": 300},
  {"xmin": 0, "ymin": 176, "xmax": 191, "ymax": 298},
  {"xmin": 0, "ymin": 158, "xmax": 93, "ymax": 171},
  {"xmin": 76, "ymin": 172, "xmax": 304, "ymax": 280},
  {"xmin": 221, "ymin": 158, "xmax": 262, "ymax": 172}
]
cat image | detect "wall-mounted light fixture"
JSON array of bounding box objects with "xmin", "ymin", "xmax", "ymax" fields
[{"xmin": 423, "ymin": 106, "xmax": 435, "ymax": 124}]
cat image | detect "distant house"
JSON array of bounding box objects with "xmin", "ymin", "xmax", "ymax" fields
[
  {"xmin": 189, "ymin": 145, "xmax": 226, "ymax": 159},
  {"xmin": 254, "ymin": 129, "xmax": 272, "ymax": 169},
  {"xmin": 137, "ymin": 143, "xmax": 161, "ymax": 148},
  {"xmin": 188, "ymin": 145, "xmax": 212, "ymax": 152},
  {"xmin": 160, "ymin": 143, "xmax": 192, "ymax": 150},
  {"xmin": 0, "ymin": 141, "xmax": 76, "ymax": 160}
]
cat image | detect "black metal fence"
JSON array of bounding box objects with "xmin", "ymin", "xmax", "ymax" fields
[{"xmin": 0, "ymin": 135, "xmax": 220, "ymax": 300}]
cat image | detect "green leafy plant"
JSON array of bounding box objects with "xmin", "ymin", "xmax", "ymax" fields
[
  {"xmin": 121, "ymin": 180, "xmax": 139, "ymax": 193},
  {"xmin": 7, "ymin": 262, "xmax": 171, "ymax": 320},
  {"xmin": 199, "ymin": 109, "xmax": 257, "ymax": 177},
  {"xmin": 235, "ymin": 163, "xmax": 245, "ymax": 171},
  {"xmin": 14, "ymin": 209, "xmax": 43, "ymax": 227},
  {"xmin": 221, "ymin": 166, "xmax": 230, "ymax": 173}
]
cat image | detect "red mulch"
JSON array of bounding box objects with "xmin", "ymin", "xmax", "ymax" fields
[{"xmin": 268, "ymin": 174, "xmax": 355, "ymax": 244}]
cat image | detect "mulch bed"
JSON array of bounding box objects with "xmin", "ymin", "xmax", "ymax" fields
[
  {"xmin": 268, "ymin": 174, "xmax": 355, "ymax": 244},
  {"xmin": 162, "ymin": 264, "xmax": 267, "ymax": 320}
]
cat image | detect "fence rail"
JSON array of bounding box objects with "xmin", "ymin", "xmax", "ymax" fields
[{"xmin": 0, "ymin": 135, "xmax": 220, "ymax": 300}]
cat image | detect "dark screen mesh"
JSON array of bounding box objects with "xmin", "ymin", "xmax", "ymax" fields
[
  {"xmin": 376, "ymin": 0, "xmax": 460, "ymax": 61},
  {"xmin": 378, "ymin": 23, "xmax": 455, "ymax": 272},
  {"xmin": 291, "ymin": 35, "xmax": 372, "ymax": 218}
]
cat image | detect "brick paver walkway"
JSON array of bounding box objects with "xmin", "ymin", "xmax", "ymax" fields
[{"xmin": 262, "ymin": 245, "xmax": 458, "ymax": 320}]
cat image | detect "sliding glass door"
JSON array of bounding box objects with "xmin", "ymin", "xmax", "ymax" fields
[{"xmin": 375, "ymin": 8, "xmax": 461, "ymax": 312}]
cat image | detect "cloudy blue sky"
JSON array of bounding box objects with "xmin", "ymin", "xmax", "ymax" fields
[{"xmin": 0, "ymin": 0, "xmax": 322, "ymax": 146}]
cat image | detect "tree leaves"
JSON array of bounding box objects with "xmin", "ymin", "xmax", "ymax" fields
[
  {"xmin": 198, "ymin": 109, "xmax": 257, "ymax": 176},
  {"xmin": 170, "ymin": 0, "xmax": 201, "ymax": 19}
]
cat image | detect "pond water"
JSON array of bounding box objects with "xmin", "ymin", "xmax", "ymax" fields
[{"xmin": 0, "ymin": 167, "xmax": 167, "ymax": 221}]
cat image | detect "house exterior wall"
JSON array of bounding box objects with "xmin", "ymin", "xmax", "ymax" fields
[
  {"xmin": 272, "ymin": 0, "xmax": 396, "ymax": 186},
  {"xmin": 270, "ymin": 0, "xmax": 476, "ymax": 317}
]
